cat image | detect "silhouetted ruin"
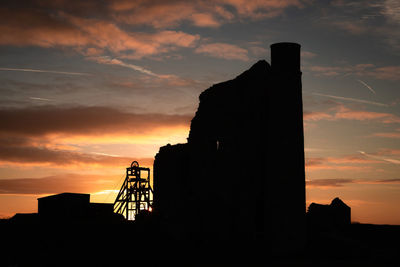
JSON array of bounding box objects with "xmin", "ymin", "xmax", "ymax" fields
[
  {"xmin": 3, "ymin": 42, "xmax": 400, "ymax": 266},
  {"xmin": 307, "ymin": 197, "xmax": 351, "ymax": 230},
  {"xmin": 154, "ymin": 42, "xmax": 305, "ymax": 250}
]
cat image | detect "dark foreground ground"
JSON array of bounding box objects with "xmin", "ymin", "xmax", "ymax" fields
[{"xmin": 1, "ymin": 217, "xmax": 399, "ymax": 267}]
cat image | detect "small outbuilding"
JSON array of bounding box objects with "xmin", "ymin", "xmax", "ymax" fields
[{"xmin": 307, "ymin": 197, "xmax": 351, "ymax": 229}]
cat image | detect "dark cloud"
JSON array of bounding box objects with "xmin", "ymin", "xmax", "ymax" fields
[
  {"xmin": 372, "ymin": 178, "xmax": 400, "ymax": 184},
  {"xmin": 0, "ymin": 106, "xmax": 191, "ymax": 137},
  {"xmin": 305, "ymin": 157, "xmax": 324, "ymax": 167},
  {"xmin": 0, "ymin": 105, "xmax": 183, "ymax": 167},
  {"xmin": 0, "ymin": 132, "xmax": 155, "ymax": 167},
  {"xmin": 0, "ymin": 142, "xmax": 153, "ymax": 167},
  {"xmin": 0, "ymin": 105, "xmax": 185, "ymax": 167},
  {"xmin": 0, "ymin": 173, "xmax": 117, "ymax": 195},
  {"xmin": 0, "ymin": 6, "xmax": 84, "ymax": 47}
]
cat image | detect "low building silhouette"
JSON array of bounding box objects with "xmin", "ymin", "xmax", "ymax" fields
[
  {"xmin": 307, "ymin": 197, "xmax": 351, "ymax": 230},
  {"xmin": 38, "ymin": 193, "xmax": 90, "ymax": 220},
  {"xmin": 10, "ymin": 192, "xmax": 122, "ymax": 224},
  {"xmin": 153, "ymin": 43, "xmax": 305, "ymax": 251},
  {"xmin": 38, "ymin": 192, "xmax": 121, "ymax": 222}
]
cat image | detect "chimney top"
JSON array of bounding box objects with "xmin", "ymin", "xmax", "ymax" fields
[{"xmin": 270, "ymin": 42, "xmax": 301, "ymax": 73}]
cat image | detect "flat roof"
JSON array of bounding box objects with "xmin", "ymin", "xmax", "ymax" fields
[{"xmin": 37, "ymin": 192, "xmax": 90, "ymax": 201}]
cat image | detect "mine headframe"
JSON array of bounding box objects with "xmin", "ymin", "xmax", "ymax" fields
[{"xmin": 113, "ymin": 161, "xmax": 153, "ymax": 220}]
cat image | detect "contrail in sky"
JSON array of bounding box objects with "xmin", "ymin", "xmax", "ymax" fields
[
  {"xmin": 312, "ymin": 92, "xmax": 388, "ymax": 107},
  {"xmin": 359, "ymin": 151, "xmax": 400, "ymax": 165},
  {"xmin": 90, "ymin": 56, "xmax": 172, "ymax": 79},
  {"xmin": 0, "ymin": 67, "xmax": 90, "ymax": 76},
  {"xmin": 29, "ymin": 97, "xmax": 53, "ymax": 101},
  {"xmin": 91, "ymin": 152, "xmax": 121, "ymax": 157},
  {"xmin": 357, "ymin": 79, "xmax": 376, "ymax": 94}
]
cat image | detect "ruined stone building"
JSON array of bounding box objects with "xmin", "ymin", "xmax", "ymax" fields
[
  {"xmin": 153, "ymin": 43, "xmax": 305, "ymax": 250},
  {"xmin": 307, "ymin": 197, "xmax": 351, "ymax": 229}
]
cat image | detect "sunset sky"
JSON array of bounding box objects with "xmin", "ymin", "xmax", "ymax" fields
[{"xmin": 0, "ymin": 0, "xmax": 399, "ymax": 224}]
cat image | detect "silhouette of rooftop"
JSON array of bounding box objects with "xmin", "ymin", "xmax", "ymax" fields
[{"xmin": 307, "ymin": 197, "xmax": 351, "ymax": 230}]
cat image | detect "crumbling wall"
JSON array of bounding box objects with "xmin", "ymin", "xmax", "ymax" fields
[{"xmin": 154, "ymin": 43, "xmax": 305, "ymax": 250}]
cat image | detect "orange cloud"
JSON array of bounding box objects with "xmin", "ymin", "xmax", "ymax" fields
[
  {"xmin": 373, "ymin": 132, "xmax": 400, "ymax": 138},
  {"xmin": 303, "ymin": 111, "xmax": 333, "ymax": 121},
  {"xmin": 304, "ymin": 106, "xmax": 400, "ymax": 124},
  {"xmin": 110, "ymin": 0, "xmax": 304, "ymax": 27},
  {"xmin": 191, "ymin": 13, "xmax": 221, "ymax": 27},
  {"xmin": 327, "ymin": 155, "xmax": 381, "ymax": 165},
  {"xmin": 0, "ymin": 0, "xmax": 307, "ymax": 60},
  {"xmin": 305, "ymin": 154, "xmax": 381, "ymax": 171},
  {"xmin": 111, "ymin": 1, "xmax": 199, "ymax": 28},
  {"xmin": 0, "ymin": 6, "xmax": 199, "ymax": 59},
  {"xmin": 219, "ymin": 0, "xmax": 305, "ymax": 19},
  {"xmin": 335, "ymin": 107, "xmax": 400, "ymax": 123},
  {"xmin": 309, "ymin": 63, "xmax": 400, "ymax": 81},
  {"xmin": 195, "ymin": 43, "xmax": 249, "ymax": 61},
  {"xmin": 375, "ymin": 148, "xmax": 400, "ymax": 156},
  {"xmin": 67, "ymin": 16, "xmax": 200, "ymax": 59}
]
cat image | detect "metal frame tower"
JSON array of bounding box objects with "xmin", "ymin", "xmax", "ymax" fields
[{"xmin": 114, "ymin": 161, "xmax": 153, "ymax": 220}]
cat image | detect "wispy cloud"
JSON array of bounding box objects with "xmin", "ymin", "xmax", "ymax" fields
[
  {"xmin": 303, "ymin": 111, "xmax": 333, "ymax": 121},
  {"xmin": 304, "ymin": 102, "xmax": 400, "ymax": 126},
  {"xmin": 312, "ymin": 92, "xmax": 388, "ymax": 107},
  {"xmin": 323, "ymin": 1, "xmax": 400, "ymax": 51},
  {"xmin": 373, "ymin": 128, "xmax": 400, "ymax": 139},
  {"xmin": 195, "ymin": 42, "xmax": 249, "ymax": 61},
  {"xmin": 305, "ymin": 153, "xmax": 381, "ymax": 171},
  {"xmin": 309, "ymin": 64, "xmax": 400, "ymax": 81},
  {"xmin": 334, "ymin": 106, "xmax": 400, "ymax": 123},
  {"xmin": 307, "ymin": 178, "xmax": 400, "ymax": 188},
  {"xmin": 306, "ymin": 178, "xmax": 354, "ymax": 187},
  {"xmin": 0, "ymin": 67, "xmax": 90, "ymax": 76},
  {"xmin": 357, "ymin": 79, "xmax": 376, "ymax": 94},
  {"xmin": 110, "ymin": 0, "xmax": 306, "ymax": 27},
  {"xmin": 0, "ymin": 7, "xmax": 200, "ymax": 60}
]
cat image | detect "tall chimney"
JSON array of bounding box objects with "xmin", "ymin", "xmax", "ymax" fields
[{"xmin": 266, "ymin": 42, "xmax": 305, "ymax": 251}]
